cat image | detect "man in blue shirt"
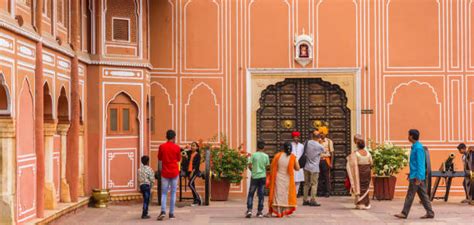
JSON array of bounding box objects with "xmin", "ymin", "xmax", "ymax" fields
[{"xmin": 395, "ymin": 129, "xmax": 434, "ymax": 219}]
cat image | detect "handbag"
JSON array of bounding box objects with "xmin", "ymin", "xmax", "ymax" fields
[
  {"xmin": 298, "ymin": 141, "xmax": 309, "ymax": 168},
  {"xmin": 344, "ymin": 176, "xmax": 351, "ymax": 191}
]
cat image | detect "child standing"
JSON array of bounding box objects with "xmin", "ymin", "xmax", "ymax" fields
[
  {"xmin": 138, "ymin": 155, "xmax": 155, "ymax": 219},
  {"xmin": 245, "ymin": 140, "xmax": 270, "ymax": 218}
]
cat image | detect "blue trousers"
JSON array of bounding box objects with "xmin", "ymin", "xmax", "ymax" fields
[
  {"xmin": 246, "ymin": 177, "xmax": 266, "ymax": 212},
  {"xmin": 161, "ymin": 176, "xmax": 178, "ymax": 215},
  {"xmin": 140, "ymin": 184, "xmax": 151, "ymax": 216}
]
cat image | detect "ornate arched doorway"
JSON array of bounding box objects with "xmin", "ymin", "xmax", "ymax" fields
[
  {"xmin": 256, "ymin": 78, "xmax": 351, "ymax": 195},
  {"xmin": 105, "ymin": 92, "xmax": 139, "ymax": 193}
]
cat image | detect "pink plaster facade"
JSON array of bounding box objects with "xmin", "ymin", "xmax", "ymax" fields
[{"xmin": 0, "ymin": 0, "xmax": 473, "ymax": 224}]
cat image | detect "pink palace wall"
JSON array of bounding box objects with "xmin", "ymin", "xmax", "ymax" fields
[{"xmin": 149, "ymin": 0, "xmax": 474, "ymax": 196}]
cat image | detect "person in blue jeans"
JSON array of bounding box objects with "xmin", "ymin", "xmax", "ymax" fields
[
  {"xmin": 246, "ymin": 140, "xmax": 270, "ymax": 218},
  {"xmin": 138, "ymin": 156, "xmax": 154, "ymax": 219},
  {"xmin": 157, "ymin": 130, "xmax": 181, "ymax": 220}
]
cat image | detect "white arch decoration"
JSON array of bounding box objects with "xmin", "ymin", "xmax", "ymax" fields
[
  {"xmin": 0, "ymin": 73, "xmax": 11, "ymax": 115},
  {"xmin": 387, "ymin": 80, "xmax": 443, "ymax": 141},
  {"xmin": 150, "ymin": 82, "xmax": 175, "ymax": 133},
  {"xmin": 184, "ymin": 82, "xmax": 220, "ymax": 143}
]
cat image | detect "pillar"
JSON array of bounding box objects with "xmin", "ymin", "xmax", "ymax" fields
[
  {"xmin": 35, "ymin": 0, "xmax": 45, "ymax": 218},
  {"xmin": 57, "ymin": 124, "xmax": 71, "ymax": 203},
  {"xmin": 78, "ymin": 125, "xmax": 85, "ymax": 197},
  {"xmin": 67, "ymin": 0, "xmax": 81, "ymax": 202},
  {"xmin": 0, "ymin": 118, "xmax": 15, "ymax": 224},
  {"xmin": 44, "ymin": 123, "xmax": 57, "ymax": 209}
]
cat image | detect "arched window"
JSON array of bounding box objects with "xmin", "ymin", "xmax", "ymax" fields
[{"xmin": 107, "ymin": 93, "xmax": 138, "ymax": 135}]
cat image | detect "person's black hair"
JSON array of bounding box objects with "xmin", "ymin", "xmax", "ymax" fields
[
  {"xmin": 191, "ymin": 141, "xmax": 200, "ymax": 153},
  {"xmin": 457, "ymin": 143, "xmax": 467, "ymax": 150},
  {"xmin": 257, "ymin": 140, "xmax": 265, "ymax": 150},
  {"xmin": 408, "ymin": 129, "xmax": 420, "ymax": 141},
  {"xmin": 166, "ymin": 129, "xmax": 176, "ymax": 140},
  {"xmin": 141, "ymin": 155, "xmax": 150, "ymax": 166},
  {"xmin": 283, "ymin": 142, "xmax": 292, "ymax": 156},
  {"xmin": 357, "ymin": 140, "xmax": 366, "ymax": 150},
  {"xmin": 312, "ymin": 132, "xmax": 321, "ymax": 139}
]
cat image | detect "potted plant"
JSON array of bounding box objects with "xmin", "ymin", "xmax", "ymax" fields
[
  {"xmin": 368, "ymin": 141, "xmax": 408, "ymax": 200},
  {"xmin": 202, "ymin": 137, "xmax": 248, "ymax": 201}
]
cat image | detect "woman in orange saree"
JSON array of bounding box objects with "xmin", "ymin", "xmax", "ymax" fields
[{"xmin": 267, "ymin": 142, "xmax": 301, "ymax": 218}]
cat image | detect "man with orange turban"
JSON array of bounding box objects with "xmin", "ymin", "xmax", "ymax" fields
[
  {"xmin": 291, "ymin": 131, "xmax": 305, "ymax": 196},
  {"xmin": 318, "ymin": 126, "xmax": 334, "ymax": 197}
]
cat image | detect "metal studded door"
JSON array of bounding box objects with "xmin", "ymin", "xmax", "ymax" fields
[{"xmin": 256, "ymin": 78, "xmax": 351, "ymax": 195}]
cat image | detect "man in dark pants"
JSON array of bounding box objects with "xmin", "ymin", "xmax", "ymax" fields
[
  {"xmin": 457, "ymin": 143, "xmax": 471, "ymax": 203},
  {"xmin": 395, "ymin": 129, "xmax": 434, "ymax": 219},
  {"xmin": 245, "ymin": 140, "xmax": 270, "ymax": 218}
]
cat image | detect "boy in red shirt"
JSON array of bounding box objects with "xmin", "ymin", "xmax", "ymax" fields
[{"xmin": 157, "ymin": 130, "xmax": 181, "ymax": 220}]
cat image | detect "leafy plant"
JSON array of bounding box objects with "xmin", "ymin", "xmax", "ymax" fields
[
  {"xmin": 367, "ymin": 141, "xmax": 409, "ymax": 177},
  {"xmin": 201, "ymin": 136, "xmax": 248, "ymax": 183}
]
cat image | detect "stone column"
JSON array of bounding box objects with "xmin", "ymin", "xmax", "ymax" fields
[
  {"xmin": 67, "ymin": 0, "xmax": 81, "ymax": 202},
  {"xmin": 43, "ymin": 123, "xmax": 57, "ymax": 209},
  {"xmin": 0, "ymin": 118, "xmax": 15, "ymax": 224},
  {"xmin": 78, "ymin": 126, "xmax": 85, "ymax": 197},
  {"xmin": 35, "ymin": 0, "xmax": 45, "ymax": 218},
  {"xmin": 57, "ymin": 124, "xmax": 71, "ymax": 203}
]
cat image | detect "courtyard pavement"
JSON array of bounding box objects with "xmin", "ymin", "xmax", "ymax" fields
[{"xmin": 53, "ymin": 197, "xmax": 474, "ymax": 225}]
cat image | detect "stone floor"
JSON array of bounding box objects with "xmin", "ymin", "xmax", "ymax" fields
[{"xmin": 53, "ymin": 197, "xmax": 474, "ymax": 225}]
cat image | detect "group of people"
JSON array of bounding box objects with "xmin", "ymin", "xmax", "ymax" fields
[
  {"xmin": 136, "ymin": 127, "xmax": 447, "ymax": 220},
  {"xmin": 245, "ymin": 127, "xmax": 338, "ymax": 218},
  {"xmin": 246, "ymin": 128, "xmax": 437, "ymax": 220},
  {"xmin": 137, "ymin": 130, "xmax": 203, "ymax": 220}
]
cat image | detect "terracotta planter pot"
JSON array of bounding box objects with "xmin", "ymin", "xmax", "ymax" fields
[
  {"xmin": 372, "ymin": 176, "xmax": 397, "ymax": 200},
  {"xmin": 211, "ymin": 179, "xmax": 231, "ymax": 201}
]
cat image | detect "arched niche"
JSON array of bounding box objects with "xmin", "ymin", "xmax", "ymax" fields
[
  {"xmin": 0, "ymin": 73, "xmax": 11, "ymax": 116},
  {"xmin": 43, "ymin": 82, "xmax": 54, "ymax": 122},
  {"xmin": 57, "ymin": 87, "xmax": 69, "ymax": 124}
]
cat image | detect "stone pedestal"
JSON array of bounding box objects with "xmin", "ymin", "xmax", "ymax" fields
[
  {"xmin": 57, "ymin": 124, "xmax": 71, "ymax": 203},
  {"xmin": 44, "ymin": 123, "xmax": 57, "ymax": 209},
  {"xmin": 0, "ymin": 118, "xmax": 15, "ymax": 224}
]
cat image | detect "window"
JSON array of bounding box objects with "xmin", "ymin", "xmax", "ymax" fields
[
  {"xmin": 110, "ymin": 108, "xmax": 118, "ymax": 131},
  {"xmin": 108, "ymin": 105, "xmax": 134, "ymax": 135},
  {"xmin": 112, "ymin": 18, "xmax": 130, "ymax": 41},
  {"xmin": 122, "ymin": 108, "xmax": 130, "ymax": 131}
]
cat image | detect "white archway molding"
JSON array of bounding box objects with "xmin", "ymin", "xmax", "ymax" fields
[
  {"xmin": 387, "ymin": 80, "xmax": 443, "ymax": 142},
  {"xmin": 183, "ymin": 81, "xmax": 221, "ymax": 143},
  {"xmin": 150, "ymin": 82, "xmax": 175, "ymax": 135},
  {"xmin": 0, "ymin": 73, "xmax": 12, "ymax": 116}
]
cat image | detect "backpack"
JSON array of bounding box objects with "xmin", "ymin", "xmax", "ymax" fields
[{"xmin": 298, "ymin": 141, "xmax": 309, "ymax": 168}]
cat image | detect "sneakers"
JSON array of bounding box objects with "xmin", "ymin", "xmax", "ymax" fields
[
  {"xmin": 256, "ymin": 211, "xmax": 264, "ymax": 218},
  {"xmin": 245, "ymin": 211, "xmax": 252, "ymax": 218},
  {"xmin": 157, "ymin": 212, "xmax": 166, "ymax": 221},
  {"xmin": 141, "ymin": 215, "xmax": 150, "ymax": 219},
  {"xmin": 191, "ymin": 200, "xmax": 202, "ymax": 206},
  {"xmin": 303, "ymin": 200, "xmax": 310, "ymax": 206},
  {"xmin": 169, "ymin": 214, "xmax": 175, "ymax": 220},
  {"xmin": 309, "ymin": 201, "xmax": 321, "ymax": 207}
]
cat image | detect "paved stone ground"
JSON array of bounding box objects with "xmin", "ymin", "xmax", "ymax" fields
[{"xmin": 54, "ymin": 197, "xmax": 474, "ymax": 225}]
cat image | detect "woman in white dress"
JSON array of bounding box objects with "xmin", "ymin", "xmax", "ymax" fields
[{"xmin": 291, "ymin": 131, "xmax": 305, "ymax": 195}]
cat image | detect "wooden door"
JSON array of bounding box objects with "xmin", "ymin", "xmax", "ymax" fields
[{"xmin": 256, "ymin": 78, "xmax": 351, "ymax": 195}]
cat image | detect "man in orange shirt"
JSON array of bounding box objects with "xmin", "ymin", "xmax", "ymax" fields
[{"xmin": 157, "ymin": 130, "xmax": 181, "ymax": 220}]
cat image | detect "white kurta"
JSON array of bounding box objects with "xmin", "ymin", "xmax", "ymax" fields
[{"xmin": 291, "ymin": 142, "xmax": 305, "ymax": 182}]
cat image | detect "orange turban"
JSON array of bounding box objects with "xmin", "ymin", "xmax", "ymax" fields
[{"xmin": 319, "ymin": 126, "xmax": 329, "ymax": 135}]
